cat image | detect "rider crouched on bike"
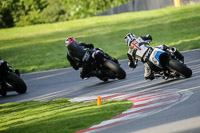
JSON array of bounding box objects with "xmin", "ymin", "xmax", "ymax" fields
[
  {"xmin": 124, "ymin": 33, "xmax": 170, "ymax": 81},
  {"xmin": 65, "ymin": 37, "xmax": 118, "ymax": 80}
]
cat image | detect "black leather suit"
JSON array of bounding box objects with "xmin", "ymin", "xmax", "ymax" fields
[{"xmin": 67, "ymin": 42, "xmax": 94, "ymax": 79}]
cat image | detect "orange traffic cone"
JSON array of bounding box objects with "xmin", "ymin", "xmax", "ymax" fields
[{"xmin": 97, "ymin": 96, "xmax": 102, "ymax": 105}]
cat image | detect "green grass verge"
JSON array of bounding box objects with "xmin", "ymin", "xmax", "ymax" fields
[
  {"xmin": 0, "ymin": 4, "xmax": 200, "ymax": 73},
  {"xmin": 0, "ymin": 98, "xmax": 132, "ymax": 133}
]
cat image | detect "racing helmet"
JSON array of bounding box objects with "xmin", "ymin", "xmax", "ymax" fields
[
  {"xmin": 65, "ymin": 37, "xmax": 76, "ymax": 47},
  {"xmin": 124, "ymin": 33, "xmax": 136, "ymax": 47}
]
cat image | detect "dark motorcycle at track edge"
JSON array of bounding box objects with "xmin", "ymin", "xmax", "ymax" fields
[{"xmin": 0, "ymin": 60, "xmax": 27, "ymax": 96}]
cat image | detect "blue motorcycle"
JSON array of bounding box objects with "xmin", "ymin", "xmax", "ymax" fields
[{"xmin": 144, "ymin": 47, "xmax": 192, "ymax": 80}]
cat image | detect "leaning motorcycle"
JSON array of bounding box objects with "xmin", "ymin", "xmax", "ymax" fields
[
  {"xmin": 83, "ymin": 49, "xmax": 126, "ymax": 81},
  {"xmin": 142, "ymin": 46, "xmax": 192, "ymax": 80},
  {"xmin": 0, "ymin": 60, "xmax": 27, "ymax": 96}
]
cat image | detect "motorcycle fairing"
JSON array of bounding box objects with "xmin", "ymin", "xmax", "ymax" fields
[{"xmin": 149, "ymin": 48, "xmax": 166, "ymax": 67}]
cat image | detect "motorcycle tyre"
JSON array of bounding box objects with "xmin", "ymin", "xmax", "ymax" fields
[
  {"xmin": 103, "ymin": 60, "xmax": 126, "ymax": 80},
  {"xmin": 5, "ymin": 72, "xmax": 27, "ymax": 94},
  {"xmin": 0, "ymin": 89, "xmax": 7, "ymax": 96},
  {"xmin": 168, "ymin": 59, "xmax": 192, "ymax": 78}
]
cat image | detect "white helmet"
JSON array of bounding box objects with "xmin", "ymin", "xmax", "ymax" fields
[{"xmin": 124, "ymin": 33, "xmax": 136, "ymax": 47}]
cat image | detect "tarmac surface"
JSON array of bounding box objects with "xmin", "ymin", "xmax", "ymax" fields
[{"xmin": 1, "ymin": 49, "xmax": 200, "ymax": 133}]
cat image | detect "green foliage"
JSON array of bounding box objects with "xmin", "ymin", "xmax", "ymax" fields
[
  {"xmin": 0, "ymin": 4, "xmax": 200, "ymax": 73},
  {"xmin": 0, "ymin": 0, "xmax": 129, "ymax": 28},
  {"xmin": 0, "ymin": 98, "xmax": 132, "ymax": 133},
  {"xmin": 0, "ymin": 0, "xmax": 15, "ymax": 28},
  {"xmin": 0, "ymin": 0, "xmax": 48, "ymax": 28},
  {"xmin": 40, "ymin": 0, "xmax": 67, "ymax": 23}
]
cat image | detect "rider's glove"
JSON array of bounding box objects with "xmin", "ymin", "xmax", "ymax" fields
[
  {"xmin": 128, "ymin": 61, "xmax": 134, "ymax": 68},
  {"xmin": 128, "ymin": 60, "xmax": 137, "ymax": 69},
  {"xmin": 72, "ymin": 64, "xmax": 79, "ymax": 70}
]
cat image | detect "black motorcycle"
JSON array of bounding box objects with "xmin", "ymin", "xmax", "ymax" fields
[
  {"xmin": 83, "ymin": 49, "xmax": 126, "ymax": 81},
  {"xmin": 0, "ymin": 60, "xmax": 27, "ymax": 96},
  {"xmin": 143, "ymin": 46, "xmax": 192, "ymax": 80}
]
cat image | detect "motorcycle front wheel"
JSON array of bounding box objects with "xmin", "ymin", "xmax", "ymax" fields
[{"xmin": 4, "ymin": 72, "xmax": 27, "ymax": 94}]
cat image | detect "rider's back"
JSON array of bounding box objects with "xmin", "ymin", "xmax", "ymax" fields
[
  {"xmin": 131, "ymin": 37, "xmax": 150, "ymax": 61},
  {"xmin": 67, "ymin": 42, "xmax": 86, "ymax": 61}
]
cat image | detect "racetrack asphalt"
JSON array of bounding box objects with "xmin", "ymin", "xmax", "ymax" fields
[{"xmin": 0, "ymin": 49, "xmax": 200, "ymax": 133}]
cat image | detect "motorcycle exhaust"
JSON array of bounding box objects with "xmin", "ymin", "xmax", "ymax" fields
[{"xmin": 171, "ymin": 47, "xmax": 184, "ymax": 61}]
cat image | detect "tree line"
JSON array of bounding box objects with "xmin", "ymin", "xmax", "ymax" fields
[{"xmin": 0, "ymin": 0, "xmax": 129, "ymax": 28}]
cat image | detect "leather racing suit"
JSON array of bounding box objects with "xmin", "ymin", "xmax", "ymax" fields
[
  {"xmin": 67, "ymin": 42, "xmax": 94, "ymax": 79},
  {"xmin": 127, "ymin": 35, "xmax": 169, "ymax": 80}
]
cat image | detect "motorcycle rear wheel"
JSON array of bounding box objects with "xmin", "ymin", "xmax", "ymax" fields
[
  {"xmin": 5, "ymin": 72, "xmax": 27, "ymax": 94},
  {"xmin": 103, "ymin": 60, "xmax": 126, "ymax": 80},
  {"xmin": 168, "ymin": 59, "xmax": 192, "ymax": 78}
]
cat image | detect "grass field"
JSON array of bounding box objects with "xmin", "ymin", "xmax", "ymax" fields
[
  {"xmin": 0, "ymin": 98, "xmax": 132, "ymax": 133},
  {"xmin": 0, "ymin": 4, "xmax": 200, "ymax": 73},
  {"xmin": 0, "ymin": 4, "xmax": 200, "ymax": 133}
]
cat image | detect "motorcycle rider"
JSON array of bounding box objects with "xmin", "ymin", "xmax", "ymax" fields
[
  {"xmin": 0, "ymin": 59, "xmax": 20, "ymax": 76},
  {"xmin": 65, "ymin": 37, "xmax": 118, "ymax": 80},
  {"xmin": 124, "ymin": 33, "xmax": 170, "ymax": 81}
]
